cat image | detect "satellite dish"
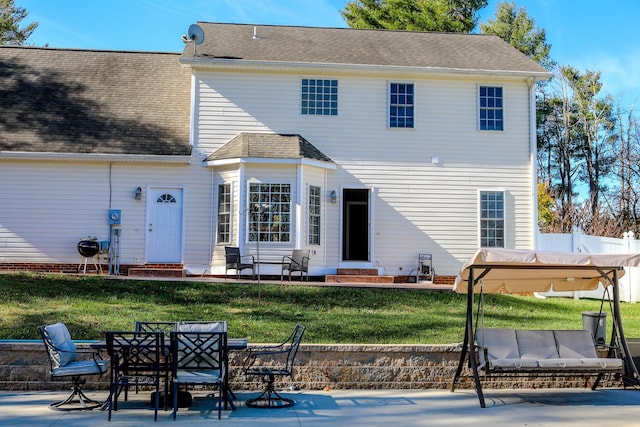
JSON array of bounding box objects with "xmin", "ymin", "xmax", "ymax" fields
[{"xmin": 188, "ymin": 24, "xmax": 205, "ymax": 45}]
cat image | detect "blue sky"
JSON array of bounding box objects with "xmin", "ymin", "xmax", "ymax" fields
[{"xmin": 18, "ymin": 0, "xmax": 640, "ymax": 105}]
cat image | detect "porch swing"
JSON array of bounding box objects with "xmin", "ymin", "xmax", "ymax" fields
[{"xmin": 450, "ymin": 248, "xmax": 640, "ymax": 408}]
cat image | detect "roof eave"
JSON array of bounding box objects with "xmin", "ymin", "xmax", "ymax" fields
[
  {"xmin": 0, "ymin": 151, "xmax": 192, "ymax": 164},
  {"xmin": 204, "ymin": 156, "xmax": 336, "ymax": 169},
  {"xmin": 179, "ymin": 57, "xmax": 552, "ymax": 80}
]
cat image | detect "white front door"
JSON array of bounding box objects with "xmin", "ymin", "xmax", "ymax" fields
[{"xmin": 147, "ymin": 188, "xmax": 183, "ymax": 263}]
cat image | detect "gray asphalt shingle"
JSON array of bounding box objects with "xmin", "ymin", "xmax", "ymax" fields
[
  {"xmin": 183, "ymin": 22, "xmax": 550, "ymax": 76},
  {"xmin": 0, "ymin": 47, "xmax": 191, "ymax": 156}
]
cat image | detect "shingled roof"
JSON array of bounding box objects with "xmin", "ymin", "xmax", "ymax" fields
[
  {"xmin": 181, "ymin": 23, "xmax": 550, "ymax": 77},
  {"xmin": 0, "ymin": 47, "xmax": 191, "ymax": 156},
  {"xmin": 205, "ymin": 133, "xmax": 333, "ymax": 163}
]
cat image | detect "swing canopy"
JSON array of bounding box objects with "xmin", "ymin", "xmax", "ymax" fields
[{"xmin": 453, "ymin": 248, "xmax": 640, "ymax": 294}]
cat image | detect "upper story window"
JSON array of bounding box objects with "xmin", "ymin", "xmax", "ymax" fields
[
  {"xmin": 479, "ymin": 191, "xmax": 504, "ymax": 248},
  {"xmin": 301, "ymin": 79, "xmax": 338, "ymax": 116},
  {"xmin": 308, "ymin": 185, "xmax": 321, "ymax": 245},
  {"xmin": 217, "ymin": 183, "xmax": 231, "ymax": 244},
  {"xmin": 389, "ymin": 83, "xmax": 414, "ymax": 128},
  {"xmin": 479, "ymin": 86, "xmax": 503, "ymax": 131},
  {"xmin": 248, "ymin": 183, "xmax": 291, "ymax": 243}
]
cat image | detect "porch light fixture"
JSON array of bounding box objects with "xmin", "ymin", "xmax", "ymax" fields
[
  {"xmin": 330, "ymin": 190, "xmax": 337, "ymax": 204},
  {"xmin": 134, "ymin": 187, "xmax": 142, "ymax": 200}
]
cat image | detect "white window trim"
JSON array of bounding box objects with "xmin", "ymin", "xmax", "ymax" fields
[
  {"xmin": 477, "ymin": 84, "xmax": 505, "ymax": 132},
  {"xmin": 308, "ymin": 184, "xmax": 322, "ymax": 246},
  {"xmin": 216, "ymin": 182, "xmax": 232, "ymax": 245},
  {"xmin": 387, "ymin": 81, "xmax": 416, "ymax": 129},
  {"xmin": 245, "ymin": 180, "xmax": 293, "ymax": 244},
  {"xmin": 300, "ymin": 77, "xmax": 339, "ymax": 117},
  {"xmin": 477, "ymin": 189, "xmax": 506, "ymax": 248}
]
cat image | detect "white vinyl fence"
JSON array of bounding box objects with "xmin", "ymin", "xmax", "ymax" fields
[{"xmin": 537, "ymin": 231, "xmax": 640, "ymax": 303}]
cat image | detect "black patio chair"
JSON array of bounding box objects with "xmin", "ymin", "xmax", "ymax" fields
[
  {"xmin": 170, "ymin": 329, "xmax": 227, "ymax": 420},
  {"xmin": 281, "ymin": 249, "xmax": 310, "ymax": 281},
  {"xmin": 243, "ymin": 323, "xmax": 306, "ymax": 408},
  {"xmin": 134, "ymin": 321, "xmax": 178, "ymax": 334},
  {"xmin": 105, "ymin": 331, "xmax": 165, "ymax": 422},
  {"xmin": 38, "ymin": 323, "xmax": 108, "ymax": 411},
  {"xmin": 225, "ymin": 246, "xmax": 255, "ymax": 280}
]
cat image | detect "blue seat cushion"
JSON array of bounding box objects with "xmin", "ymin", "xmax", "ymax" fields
[
  {"xmin": 45, "ymin": 323, "xmax": 77, "ymax": 367},
  {"xmin": 52, "ymin": 359, "xmax": 108, "ymax": 377}
]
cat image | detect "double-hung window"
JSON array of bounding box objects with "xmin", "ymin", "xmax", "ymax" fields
[
  {"xmin": 389, "ymin": 83, "xmax": 414, "ymax": 128},
  {"xmin": 479, "ymin": 86, "xmax": 503, "ymax": 131},
  {"xmin": 248, "ymin": 183, "xmax": 291, "ymax": 243},
  {"xmin": 217, "ymin": 183, "xmax": 231, "ymax": 244},
  {"xmin": 301, "ymin": 79, "xmax": 338, "ymax": 116},
  {"xmin": 308, "ymin": 185, "xmax": 321, "ymax": 245},
  {"xmin": 479, "ymin": 191, "xmax": 504, "ymax": 248}
]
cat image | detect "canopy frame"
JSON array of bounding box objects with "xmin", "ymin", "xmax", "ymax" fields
[{"xmin": 450, "ymin": 250, "xmax": 640, "ymax": 408}]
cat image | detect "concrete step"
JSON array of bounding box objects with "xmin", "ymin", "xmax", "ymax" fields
[
  {"xmin": 128, "ymin": 268, "xmax": 186, "ymax": 278},
  {"xmin": 336, "ymin": 268, "xmax": 380, "ymax": 276},
  {"xmin": 325, "ymin": 274, "xmax": 395, "ymax": 284}
]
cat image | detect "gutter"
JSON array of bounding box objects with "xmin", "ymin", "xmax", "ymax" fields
[
  {"xmin": 0, "ymin": 151, "xmax": 192, "ymax": 164},
  {"xmin": 204, "ymin": 157, "xmax": 336, "ymax": 170},
  {"xmin": 179, "ymin": 57, "xmax": 552, "ymax": 80}
]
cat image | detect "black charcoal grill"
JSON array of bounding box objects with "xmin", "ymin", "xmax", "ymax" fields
[
  {"xmin": 77, "ymin": 240, "xmax": 100, "ymax": 257},
  {"xmin": 77, "ymin": 239, "xmax": 101, "ymax": 273}
]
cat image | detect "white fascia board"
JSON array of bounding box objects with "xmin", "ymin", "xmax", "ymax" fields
[
  {"xmin": 180, "ymin": 57, "xmax": 552, "ymax": 80},
  {"xmin": 204, "ymin": 156, "xmax": 336, "ymax": 170},
  {"xmin": 0, "ymin": 151, "xmax": 192, "ymax": 164}
]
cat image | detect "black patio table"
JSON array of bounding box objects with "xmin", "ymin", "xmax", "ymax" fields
[{"xmin": 91, "ymin": 329, "xmax": 248, "ymax": 410}]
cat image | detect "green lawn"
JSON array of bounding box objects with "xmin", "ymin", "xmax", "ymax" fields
[{"xmin": 2, "ymin": 273, "xmax": 639, "ymax": 343}]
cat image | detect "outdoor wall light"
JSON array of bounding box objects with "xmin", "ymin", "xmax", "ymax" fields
[
  {"xmin": 134, "ymin": 186, "xmax": 142, "ymax": 200},
  {"xmin": 330, "ymin": 190, "xmax": 337, "ymax": 203}
]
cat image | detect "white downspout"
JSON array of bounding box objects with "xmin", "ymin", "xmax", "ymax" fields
[
  {"xmin": 529, "ymin": 77, "xmax": 538, "ymax": 250},
  {"xmin": 208, "ymin": 168, "xmax": 215, "ymax": 275},
  {"xmin": 296, "ymin": 164, "xmax": 303, "ymax": 249}
]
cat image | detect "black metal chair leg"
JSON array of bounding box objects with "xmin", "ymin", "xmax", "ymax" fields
[
  {"xmin": 49, "ymin": 377, "xmax": 103, "ymax": 411},
  {"xmin": 245, "ymin": 373, "xmax": 295, "ymax": 408}
]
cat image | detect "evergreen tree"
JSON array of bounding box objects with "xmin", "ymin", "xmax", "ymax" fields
[
  {"xmin": 341, "ymin": 0, "xmax": 488, "ymax": 33},
  {"xmin": 1, "ymin": 0, "xmax": 37, "ymax": 46}
]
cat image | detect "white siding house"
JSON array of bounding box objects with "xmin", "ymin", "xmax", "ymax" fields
[
  {"xmin": 0, "ymin": 23, "xmax": 550, "ymax": 281},
  {"xmin": 185, "ymin": 23, "xmax": 550, "ymax": 279}
]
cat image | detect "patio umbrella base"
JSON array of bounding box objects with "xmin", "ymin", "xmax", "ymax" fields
[{"xmin": 151, "ymin": 390, "xmax": 192, "ymax": 408}]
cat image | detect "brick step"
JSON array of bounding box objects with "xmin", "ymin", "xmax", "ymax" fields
[
  {"xmin": 325, "ymin": 274, "xmax": 395, "ymax": 284},
  {"xmin": 128, "ymin": 268, "xmax": 186, "ymax": 278},
  {"xmin": 336, "ymin": 268, "xmax": 380, "ymax": 276}
]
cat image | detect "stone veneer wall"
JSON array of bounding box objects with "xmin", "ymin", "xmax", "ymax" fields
[{"xmin": 0, "ymin": 341, "xmax": 621, "ymax": 392}]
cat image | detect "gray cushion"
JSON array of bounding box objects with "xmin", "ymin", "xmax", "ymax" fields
[
  {"xmin": 538, "ymin": 358, "xmax": 583, "ymax": 368},
  {"xmin": 516, "ymin": 330, "xmax": 559, "ymax": 360},
  {"xmin": 174, "ymin": 369, "xmax": 223, "ymax": 384},
  {"xmin": 580, "ymin": 358, "xmax": 623, "ymax": 369},
  {"xmin": 177, "ymin": 322, "xmax": 224, "ymax": 332},
  {"xmin": 554, "ymin": 330, "xmax": 598, "ymax": 358},
  {"xmin": 489, "ymin": 358, "xmax": 538, "ymax": 369},
  {"xmin": 477, "ymin": 328, "xmax": 519, "ymax": 365}
]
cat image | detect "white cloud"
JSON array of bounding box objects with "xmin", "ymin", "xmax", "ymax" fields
[{"xmin": 565, "ymin": 49, "xmax": 640, "ymax": 105}]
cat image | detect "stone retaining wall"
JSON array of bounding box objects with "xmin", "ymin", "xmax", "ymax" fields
[{"xmin": 0, "ymin": 341, "xmax": 620, "ymax": 392}]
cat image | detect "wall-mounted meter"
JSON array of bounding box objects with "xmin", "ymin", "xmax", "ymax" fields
[{"xmin": 109, "ymin": 209, "xmax": 121, "ymax": 225}]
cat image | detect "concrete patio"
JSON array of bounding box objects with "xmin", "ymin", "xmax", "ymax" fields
[{"xmin": 0, "ymin": 387, "xmax": 639, "ymax": 426}]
